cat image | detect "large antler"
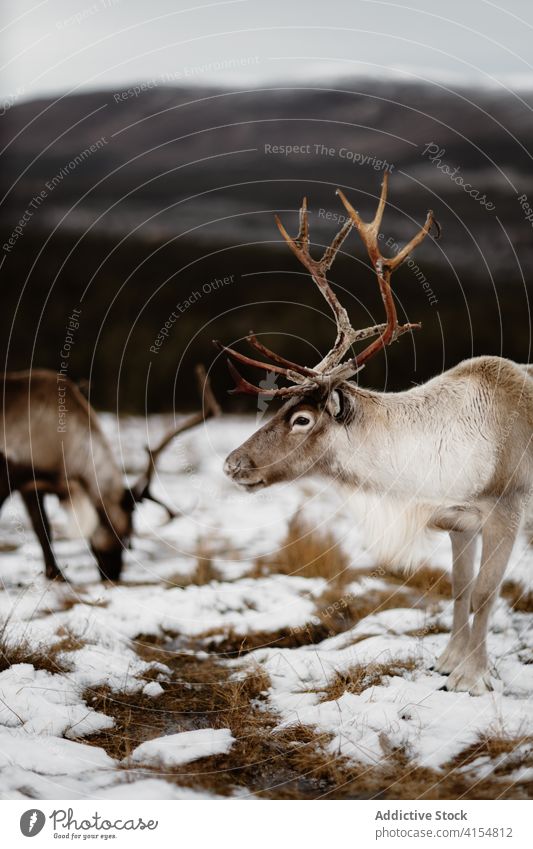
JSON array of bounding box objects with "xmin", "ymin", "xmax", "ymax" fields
[
  {"xmin": 332, "ymin": 173, "xmax": 435, "ymax": 380},
  {"xmin": 131, "ymin": 364, "xmax": 221, "ymax": 514},
  {"xmin": 216, "ymin": 176, "xmax": 437, "ymax": 395},
  {"xmin": 274, "ymin": 197, "xmax": 409, "ymax": 375}
]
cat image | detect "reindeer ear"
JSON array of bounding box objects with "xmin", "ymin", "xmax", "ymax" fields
[{"xmin": 326, "ymin": 389, "xmax": 343, "ymax": 418}]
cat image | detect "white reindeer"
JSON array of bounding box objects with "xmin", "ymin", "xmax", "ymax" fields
[{"xmin": 217, "ymin": 175, "xmax": 533, "ymax": 695}]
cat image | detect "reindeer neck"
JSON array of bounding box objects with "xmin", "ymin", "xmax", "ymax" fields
[{"xmin": 334, "ymin": 379, "xmax": 464, "ymax": 498}]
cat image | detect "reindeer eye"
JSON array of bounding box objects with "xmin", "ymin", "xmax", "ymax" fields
[{"xmin": 290, "ymin": 412, "xmax": 314, "ymax": 431}]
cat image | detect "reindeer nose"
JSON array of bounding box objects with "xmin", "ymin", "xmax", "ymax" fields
[{"xmin": 224, "ymin": 451, "xmax": 255, "ymax": 480}]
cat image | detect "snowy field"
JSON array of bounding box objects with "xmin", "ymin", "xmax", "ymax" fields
[{"xmin": 0, "ymin": 415, "xmax": 532, "ymax": 800}]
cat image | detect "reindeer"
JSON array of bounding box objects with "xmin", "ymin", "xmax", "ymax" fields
[
  {"xmin": 216, "ymin": 174, "xmax": 533, "ymax": 695},
  {"xmin": 1, "ymin": 365, "xmax": 220, "ymax": 581}
]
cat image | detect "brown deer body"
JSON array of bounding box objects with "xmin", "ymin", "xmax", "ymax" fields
[
  {"xmin": 218, "ymin": 176, "xmax": 531, "ymax": 695},
  {"xmin": 1, "ymin": 366, "xmax": 219, "ymax": 581}
]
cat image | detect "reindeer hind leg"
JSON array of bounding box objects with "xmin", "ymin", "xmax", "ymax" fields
[{"xmin": 445, "ymin": 502, "xmax": 519, "ymax": 695}]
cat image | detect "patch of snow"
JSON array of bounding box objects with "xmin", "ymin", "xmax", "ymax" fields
[
  {"xmin": 54, "ymin": 576, "xmax": 326, "ymax": 642},
  {"xmin": 0, "ymin": 730, "xmax": 114, "ymax": 774},
  {"xmin": 143, "ymin": 682, "xmax": 164, "ymax": 698},
  {"xmin": 129, "ymin": 728, "xmax": 235, "ymax": 767},
  {"xmin": 0, "ymin": 664, "xmax": 113, "ymax": 738},
  {"xmin": 247, "ymin": 624, "xmax": 533, "ymax": 769}
]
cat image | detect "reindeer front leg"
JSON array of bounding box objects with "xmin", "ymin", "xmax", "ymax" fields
[
  {"xmin": 434, "ymin": 528, "xmax": 477, "ymax": 674},
  {"xmin": 21, "ymin": 488, "xmax": 66, "ymax": 581},
  {"xmin": 445, "ymin": 503, "xmax": 519, "ymax": 695}
]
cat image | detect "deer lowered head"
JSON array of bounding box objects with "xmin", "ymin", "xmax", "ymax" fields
[{"xmin": 216, "ymin": 175, "xmax": 438, "ymax": 492}]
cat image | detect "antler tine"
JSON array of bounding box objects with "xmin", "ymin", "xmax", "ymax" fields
[
  {"xmin": 147, "ymin": 414, "xmax": 203, "ymax": 475},
  {"xmin": 195, "ymin": 363, "xmax": 222, "ymax": 419},
  {"xmin": 246, "ymin": 332, "xmax": 318, "ymax": 377},
  {"xmin": 226, "ymin": 359, "xmax": 311, "ymax": 397},
  {"xmin": 335, "ymin": 174, "xmax": 388, "ymax": 238},
  {"xmin": 372, "ymin": 170, "xmax": 389, "ymax": 236},
  {"xmin": 213, "ymin": 340, "xmax": 307, "ymax": 383},
  {"xmin": 330, "ymin": 320, "xmax": 421, "ymax": 383},
  {"xmin": 275, "ymin": 201, "xmax": 352, "ymax": 274},
  {"xmin": 333, "ymin": 177, "xmax": 435, "ymax": 376},
  {"xmin": 321, "ymin": 218, "xmax": 353, "ymax": 271},
  {"xmin": 276, "ymin": 205, "xmax": 369, "ymax": 374},
  {"xmin": 139, "ymin": 364, "xmax": 221, "ymax": 501},
  {"xmin": 388, "ymin": 209, "xmax": 435, "ymax": 271},
  {"xmin": 337, "ymin": 177, "xmax": 436, "ymax": 273},
  {"xmin": 297, "ymin": 196, "xmax": 309, "ymax": 247}
]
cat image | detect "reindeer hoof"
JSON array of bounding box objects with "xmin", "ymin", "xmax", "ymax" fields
[
  {"xmin": 434, "ymin": 641, "xmax": 470, "ymax": 675},
  {"xmin": 444, "ymin": 663, "xmax": 493, "ymax": 696},
  {"xmin": 46, "ymin": 570, "xmax": 67, "ymax": 583},
  {"xmin": 429, "ymin": 665, "xmax": 449, "ymax": 674}
]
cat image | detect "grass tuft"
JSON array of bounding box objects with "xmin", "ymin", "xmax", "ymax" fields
[
  {"xmin": 382, "ymin": 564, "xmax": 452, "ymax": 599},
  {"xmin": 501, "ymin": 580, "xmax": 533, "ymax": 613},
  {"xmin": 254, "ymin": 515, "xmax": 351, "ymax": 583},
  {"xmin": 450, "ymin": 731, "xmax": 533, "ymax": 770},
  {"xmin": 165, "ymin": 557, "xmax": 224, "ymax": 588},
  {"xmin": 319, "ymin": 659, "xmax": 420, "ymax": 702},
  {"xmin": 0, "ymin": 633, "xmax": 74, "ymax": 675}
]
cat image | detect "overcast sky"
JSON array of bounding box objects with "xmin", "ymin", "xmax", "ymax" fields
[{"xmin": 2, "ymin": 0, "xmax": 533, "ymax": 103}]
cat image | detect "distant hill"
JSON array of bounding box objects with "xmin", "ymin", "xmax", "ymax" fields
[
  {"xmin": 1, "ymin": 80, "xmax": 533, "ymax": 409},
  {"xmin": 2, "ymin": 80, "xmax": 533, "ymax": 272}
]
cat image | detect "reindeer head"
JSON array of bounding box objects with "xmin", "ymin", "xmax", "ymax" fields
[
  {"xmin": 90, "ymin": 493, "xmax": 135, "ymax": 582},
  {"xmin": 223, "ymin": 386, "xmax": 355, "ymax": 490},
  {"xmin": 217, "ymin": 176, "xmax": 438, "ymax": 491}
]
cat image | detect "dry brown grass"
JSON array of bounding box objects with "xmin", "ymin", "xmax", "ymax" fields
[
  {"xmin": 84, "ymin": 643, "xmax": 533, "ymax": 798},
  {"xmin": 313, "ymin": 580, "xmax": 416, "ymax": 639},
  {"xmin": 254, "ymin": 515, "xmax": 351, "ymax": 583},
  {"xmin": 501, "ymin": 580, "xmax": 533, "ymax": 613},
  {"xmin": 164, "ymin": 557, "xmax": 225, "ymax": 588},
  {"xmin": 190, "ymin": 581, "xmax": 417, "ymax": 657},
  {"xmin": 185, "ymin": 558, "xmax": 436, "ymax": 657},
  {"xmin": 46, "ymin": 593, "xmax": 109, "ymax": 613},
  {"xmin": 84, "ymin": 651, "xmax": 271, "ymax": 762},
  {"xmin": 447, "ymin": 731, "xmax": 533, "ymax": 790},
  {"xmin": 153, "ymin": 525, "xmax": 453, "ymax": 658},
  {"xmin": 197, "ymin": 623, "xmax": 333, "ymax": 656},
  {"xmin": 343, "ymin": 742, "xmax": 533, "ymax": 800},
  {"xmin": 0, "ymin": 632, "xmax": 74, "ymax": 675},
  {"xmin": 53, "ymin": 627, "xmax": 87, "ymax": 655},
  {"xmin": 319, "ymin": 659, "xmax": 420, "ymax": 702},
  {"xmin": 379, "ymin": 564, "xmax": 452, "ymax": 599},
  {"xmin": 404, "ymin": 622, "xmax": 449, "ymax": 638}
]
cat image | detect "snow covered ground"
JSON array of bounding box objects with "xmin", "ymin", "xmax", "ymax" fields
[{"xmin": 0, "ymin": 415, "xmax": 531, "ymax": 799}]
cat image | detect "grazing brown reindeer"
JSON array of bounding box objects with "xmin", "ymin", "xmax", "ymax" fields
[
  {"xmin": 1, "ymin": 365, "xmax": 220, "ymax": 581},
  {"xmin": 217, "ymin": 174, "xmax": 533, "ymax": 695}
]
